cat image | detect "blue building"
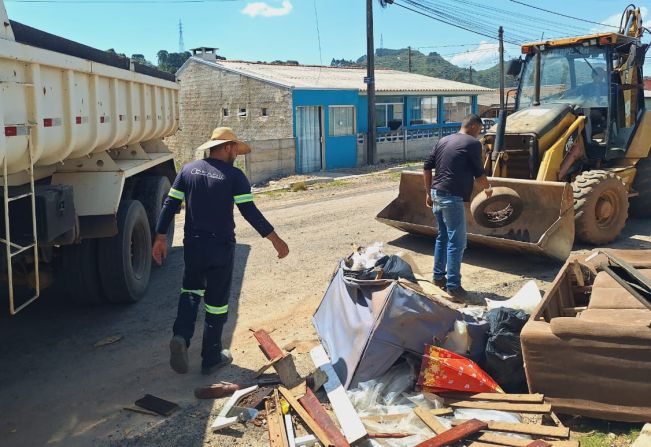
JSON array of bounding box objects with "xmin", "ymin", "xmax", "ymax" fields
[{"xmin": 172, "ymin": 51, "xmax": 492, "ymax": 181}]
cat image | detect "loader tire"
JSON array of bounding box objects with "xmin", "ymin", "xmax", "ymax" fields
[
  {"xmin": 133, "ymin": 176, "xmax": 174, "ymax": 249},
  {"xmin": 58, "ymin": 239, "xmax": 106, "ymax": 304},
  {"xmin": 629, "ymin": 156, "xmax": 651, "ymax": 218},
  {"xmin": 97, "ymin": 200, "xmax": 152, "ymax": 303},
  {"xmin": 573, "ymin": 170, "xmax": 628, "ymax": 245}
]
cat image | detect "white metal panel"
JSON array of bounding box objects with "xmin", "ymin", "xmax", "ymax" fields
[
  {"xmin": 0, "ymin": 36, "xmax": 179, "ymax": 174},
  {"xmin": 51, "ymin": 171, "xmax": 124, "ymax": 216}
]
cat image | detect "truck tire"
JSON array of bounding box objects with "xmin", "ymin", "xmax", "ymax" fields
[
  {"xmin": 97, "ymin": 200, "xmax": 152, "ymax": 303},
  {"xmin": 629, "ymin": 156, "xmax": 651, "ymax": 218},
  {"xmin": 470, "ymin": 187, "xmax": 524, "ymax": 229},
  {"xmin": 573, "ymin": 170, "xmax": 628, "ymax": 245},
  {"xmin": 58, "ymin": 239, "xmax": 105, "ymax": 304},
  {"xmin": 133, "ymin": 176, "xmax": 174, "ymax": 249}
]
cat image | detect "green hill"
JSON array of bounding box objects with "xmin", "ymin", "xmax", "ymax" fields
[{"xmin": 334, "ymin": 48, "xmax": 516, "ymax": 89}]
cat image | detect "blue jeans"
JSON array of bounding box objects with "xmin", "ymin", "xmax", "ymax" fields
[{"xmin": 431, "ymin": 189, "xmax": 467, "ymax": 291}]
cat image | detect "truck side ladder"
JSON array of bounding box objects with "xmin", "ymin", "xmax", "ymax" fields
[{"xmin": 1, "ymin": 132, "xmax": 40, "ymax": 314}]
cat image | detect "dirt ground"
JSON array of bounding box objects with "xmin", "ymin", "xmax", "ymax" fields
[{"xmin": 0, "ymin": 173, "xmax": 649, "ymax": 447}]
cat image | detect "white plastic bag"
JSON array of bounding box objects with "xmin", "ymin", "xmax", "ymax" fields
[
  {"xmin": 486, "ymin": 280, "xmax": 542, "ymax": 314},
  {"xmin": 441, "ymin": 321, "xmax": 471, "ymax": 355}
]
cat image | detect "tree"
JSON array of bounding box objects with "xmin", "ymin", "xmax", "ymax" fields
[
  {"xmin": 131, "ymin": 54, "xmax": 154, "ymax": 67},
  {"xmin": 157, "ymin": 51, "xmax": 191, "ymax": 74}
]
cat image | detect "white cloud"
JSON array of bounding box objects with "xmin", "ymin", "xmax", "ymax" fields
[
  {"xmin": 447, "ymin": 41, "xmax": 500, "ymax": 69},
  {"xmin": 242, "ymin": 0, "xmax": 293, "ymax": 18},
  {"xmin": 590, "ymin": 6, "xmax": 647, "ymax": 33}
]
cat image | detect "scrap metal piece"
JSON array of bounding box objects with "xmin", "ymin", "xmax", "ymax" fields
[{"xmin": 211, "ymin": 385, "xmax": 259, "ymax": 431}]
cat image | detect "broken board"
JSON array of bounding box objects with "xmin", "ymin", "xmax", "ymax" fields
[
  {"xmin": 211, "ymin": 385, "xmax": 259, "ymax": 431},
  {"xmin": 415, "ymin": 419, "xmax": 488, "ymax": 447},
  {"xmin": 451, "ymin": 420, "xmax": 570, "ymax": 438},
  {"xmin": 414, "ymin": 406, "xmax": 448, "ymax": 435},
  {"xmin": 310, "ymin": 345, "xmax": 367, "ymax": 444},
  {"xmin": 449, "ymin": 401, "xmax": 552, "ymax": 413},
  {"xmin": 266, "ymin": 390, "xmax": 289, "ymax": 447},
  {"xmin": 279, "ymin": 386, "xmax": 333, "ymax": 447}
]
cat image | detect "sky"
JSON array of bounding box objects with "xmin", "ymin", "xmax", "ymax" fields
[{"xmin": 3, "ymin": 0, "xmax": 650, "ymax": 73}]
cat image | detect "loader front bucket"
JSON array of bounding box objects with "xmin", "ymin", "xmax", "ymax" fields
[{"xmin": 377, "ymin": 172, "xmax": 575, "ymax": 261}]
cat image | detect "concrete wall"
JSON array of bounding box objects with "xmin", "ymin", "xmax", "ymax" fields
[
  {"xmin": 245, "ymin": 138, "xmax": 296, "ymax": 185},
  {"xmin": 165, "ymin": 60, "xmax": 294, "ymax": 163}
]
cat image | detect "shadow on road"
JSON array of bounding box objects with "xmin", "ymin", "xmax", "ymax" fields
[{"xmin": 0, "ymin": 242, "xmax": 254, "ymax": 447}]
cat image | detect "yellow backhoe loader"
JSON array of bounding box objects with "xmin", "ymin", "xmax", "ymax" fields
[{"xmin": 378, "ymin": 5, "xmax": 651, "ymax": 260}]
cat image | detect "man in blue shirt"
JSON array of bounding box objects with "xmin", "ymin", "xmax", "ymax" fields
[
  {"xmin": 153, "ymin": 127, "xmax": 289, "ymax": 375},
  {"xmin": 423, "ymin": 115, "xmax": 491, "ymax": 298}
]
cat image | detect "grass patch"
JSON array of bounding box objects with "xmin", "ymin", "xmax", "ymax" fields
[
  {"xmin": 572, "ymin": 419, "xmax": 641, "ymax": 447},
  {"xmin": 388, "ymin": 171, "xmax": 403, "ymax": 182}
]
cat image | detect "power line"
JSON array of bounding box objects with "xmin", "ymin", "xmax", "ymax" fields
[
  {"xmin": 394, "ymin": 0, "xmax": 523, "ymax": 45},
  {"xmin": 507, "ymin": 0, "xmax": 619, "ymax": 29}
]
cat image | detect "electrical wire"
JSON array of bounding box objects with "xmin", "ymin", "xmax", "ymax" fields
[{"xmin": 506, "ymin": 0, "xmax": 620, "ymax": 29}]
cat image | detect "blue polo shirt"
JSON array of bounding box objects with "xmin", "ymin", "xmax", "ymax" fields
[{"xmin": 155, "ymin": 158, "xmax": 274, "ymax": 240}]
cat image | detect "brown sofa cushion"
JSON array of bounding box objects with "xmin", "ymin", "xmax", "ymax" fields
[
  {"xmin": 577, "ymin": 308, "xmax": 651, "ymax": 326},
  {"xmin": 588, "ymin": 287, "xmax": 647, "ymax": 309},
  {"xmin": 550, "ymin": 316, "xmax": 651, "ymax": 342},
  {"xmin": 592, "ymin": 269, "xmax": 651, "ymax": 289}
]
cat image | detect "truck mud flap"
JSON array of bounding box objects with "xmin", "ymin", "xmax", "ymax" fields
[{"xmin": 376, "ymin": 172, "xmax": 575, "ymax": 261}]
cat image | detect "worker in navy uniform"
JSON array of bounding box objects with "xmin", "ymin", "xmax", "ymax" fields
[{"xmin": 153, "ymin": 127, "xmax": 289, "ymax": 375}]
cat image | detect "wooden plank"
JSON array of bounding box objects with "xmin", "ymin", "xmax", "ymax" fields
[
  {"xmin": 475, "ymin": 433, "xmax": 579, "ymax": 447},
  {"xmin": 468, "ymin": 442, "xmax": 506, "ymax": 447},
  {"xmin": 549, "ymin": 411, "xmax": 566, "ymax": 429},
  {"xmin": 415, "ymin": 419, "xmax": 488, "ymax": 447},
  {"xmin": 310, "ymin": 345, "xmax": 367, "ymax": 444},
  {"xmin": 266, "ymin": 390, "xmax": 290, "ymax": 447},
  {"xmin": 254, "ymin": 330, "xmax": 302, "ymax": 387},
  {"xmin": 254, "ymin": 329, "xmax": 284, "ymax": 359},
  {"xmin": 442, "ymin": 393, "xmax": 544, "ymax": 403},
  {"xmin": 298, "ymin": 389, "xmax": 350, "ymax": 447},
  {"xmin": 449, "ymin": 401, "xmax": 552, "ymax": 413},
  {"xmin": 414, "ymin": 407, "xmax": 450, "ymax": 435},
  {"xmin": 430, "ymin": 407, "xmax": 454, "ymax": 416},
  {"xmin": 278, "ymin": 386, "xmax": 333, "ymax": 447},
  {"xmin": 451, "ymin": 420, "xmax": 570, "ymax": 438},
  {"xmin": 368, "ymin": 433, "xmax": 415, "ymax": 439}
]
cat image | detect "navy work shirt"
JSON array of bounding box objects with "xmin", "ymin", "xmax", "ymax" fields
[
  {"xmin": 423, "ymin": 132, "xmax": 485, "ymax": 202},
  {"xmin": 155, "ymin": 158, "xmax": 273, "ymax": 240}
]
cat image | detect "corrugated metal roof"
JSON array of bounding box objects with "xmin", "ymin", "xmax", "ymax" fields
[{"xmin": 187, "ymin": 58, "xmax": 494, "ymax": 95}]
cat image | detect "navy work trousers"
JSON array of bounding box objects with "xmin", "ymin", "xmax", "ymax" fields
[{"xmin": 172, "ymin": 234, "xmax": 234, "ymax": 367}]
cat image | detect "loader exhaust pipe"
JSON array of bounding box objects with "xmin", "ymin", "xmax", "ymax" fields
[{"xmin": 494, "ymin": 26, "xmax": 507, "ymax": 153}]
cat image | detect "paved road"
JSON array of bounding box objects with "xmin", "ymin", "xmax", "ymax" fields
[{"xmin": 0, "ymin": 179, "xmax": 649, "ymax": 446}]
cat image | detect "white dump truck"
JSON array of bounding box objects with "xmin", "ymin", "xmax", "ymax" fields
[{"xmin": 0, "ymin": 1, "xmax": 179, "ymax": 313}]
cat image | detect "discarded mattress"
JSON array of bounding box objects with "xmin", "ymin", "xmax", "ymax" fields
[
  {"xmin": 521, "ymin": 249, "xmax": 651, "ymax": 423},
  {"xmin": 313, "ymin": 261, "xmax": 488, "ymax": 389}
]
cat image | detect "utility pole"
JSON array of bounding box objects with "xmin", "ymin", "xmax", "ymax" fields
[
  {"xmin": 468, "ymin": 65, "xmax": 472, "ymax": 83},
  {"xmin": 408, "ymin": 46, "xmax": 412, "ymax": 73},
  {"xmin": 366, "ymin": 0, "xmax": 377, "ymax": 165}
]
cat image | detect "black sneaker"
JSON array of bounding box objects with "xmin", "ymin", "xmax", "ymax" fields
[
  {"xmin": 169, "ymin": 335, "xmax": 189, "ymax": 374},
  {"xmin": 446, "ymin": 286, "xmax": 469, "ymax": 299},
  {"xmin": 201, "ymin": 349, "xmax": 233, "ymax": 376},
  {"xmin": 433, "ymin": 277, "xmax": 447, "ymax": 289}
]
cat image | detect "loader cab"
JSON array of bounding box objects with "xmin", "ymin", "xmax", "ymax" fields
[{"xmin": 515, "ymin": 34, "xmax": 646, "ymax": 161}]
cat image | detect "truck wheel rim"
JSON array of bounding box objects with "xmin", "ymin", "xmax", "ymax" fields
[
  {"xmin": 130, "ymin": 223, "xmax": 148, "ymax": 280},
  {"xmin": 595, "ymin": 190, "xmax": 618, "ymax": 228}
]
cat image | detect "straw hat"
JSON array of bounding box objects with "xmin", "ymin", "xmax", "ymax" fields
[{"xmin": 195, "ymin": 127, "xmax": 252, "ymax": 157}]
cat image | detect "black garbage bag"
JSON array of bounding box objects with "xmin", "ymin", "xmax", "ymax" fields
[
  {"xmin": 482, "ymin": 307, "xmax": 529, "ymax": 393},
  {"xmin": 374, "ymin": 255, "xmax": 417, "ymax": 282}
]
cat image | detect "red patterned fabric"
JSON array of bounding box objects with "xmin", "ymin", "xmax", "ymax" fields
[{"xmin": 418, "ymin": 345, "xmax": 504, "ymax": 394}]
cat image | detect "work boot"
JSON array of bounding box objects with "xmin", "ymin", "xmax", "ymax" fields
[
  {"xmin": 446, "ymin": 286, "xmax": 469, "ymax": 300},
  {"xmin": 201, "ymin": 349, "xmax": 233, "ymax": 376},
  {"xmin": 169, "ymin": 335, "xmax": 189, "ymax": 374},
  {"xmin": 433, "ymin": 277, "xmax": 447, "ymax": 289}
]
